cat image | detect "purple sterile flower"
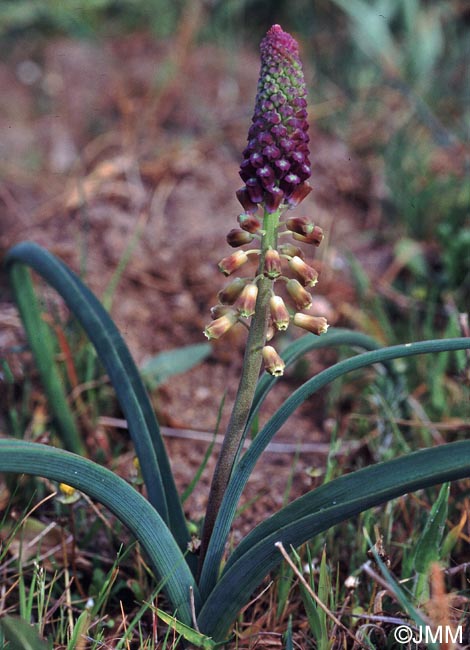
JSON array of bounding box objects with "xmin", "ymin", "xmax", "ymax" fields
[{"xmin": 237, "ymin": 24, "xmax": 311, "ymax": 212}]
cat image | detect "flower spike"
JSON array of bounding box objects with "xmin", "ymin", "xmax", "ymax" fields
[
  {"xmin": 239, "ymin": 25, "xmax": 311, "ymax": 210},
  {"xmin": 205, "ymin": 26, "xmax": 327, "ymax": 350}
]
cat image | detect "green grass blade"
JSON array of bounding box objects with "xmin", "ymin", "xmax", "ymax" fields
[
  {"xmin": 8, "ymin": 263, "xmax": 84, "ymax": 455},
  {"xmin": 5, "ymin": 241, "xmax": 189, "ymax": 550},
  {"xmin": 198, "ymin": 337, "xmax": 470, "ymax": 601},
  {"xmin": 365, "ymin": 529, "xmax": 430, "ymax": 640},
  {"xmin": 197, "ymin": 440, "xmax": 470, "ymax": 639},
  {"xmin": 0, "ymin": 439, "xmax": 199, "ymax": 623},
  {"xmin": 283, "ymin": 616, "xmax": 293, "ymax": 650},
  {"xmin": 413, "ymin": 482, "xmax": 449, "ymax": 601},
  {"xmin": 66, "ymin": 607, "xmax": 91, "ymax": 650},
  {"xmin": 413, "ymin": 482, "xmax": 449, "ymax": 574},
  {"xmin": 298, "ymin": 545, "xmax": 324, "ymax": 643},
  {"xmin": 155, "ymin": 609, "xmax": 217, "ymax": 649}
]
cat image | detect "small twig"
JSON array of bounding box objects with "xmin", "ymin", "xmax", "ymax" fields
[
  {"xmin": 360, "ymin": 560, "xmax": 434, "ymax": 629},
  {"xmin": 98, "ymin": 416, "xmax": 360, "ymax": 455},
  {"xmin": 239, "ymin": 580, "xmax": 274, "ymax": 616},
  {"xmin": 444, "ymin": 561, "xmax": 470, "ymax": 577},
  {"xmin": 189, "ymin": 586, "xmax": 200, "ymax": 632},
  {"xmin": 349, "ymin": 612, "xmax": 415, "ymax": 626},
  {"xmin": 275, "ymin": 542, "xmax": 368, "ymax": 649},
  {"xmin": 330, "ymin": 590, "xmax": 353, "ymax": 642},
  {"xmin": 360, "ymin": 560, "xmax": 398, "ymax": 594}
]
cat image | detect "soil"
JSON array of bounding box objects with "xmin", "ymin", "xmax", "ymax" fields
[{"xmin": 0, "ymin": 31, "xmax": 386, "ymax": 537}]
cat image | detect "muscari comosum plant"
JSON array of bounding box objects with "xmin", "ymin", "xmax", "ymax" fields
[{"xmin": 1, "ymin": 25, "xmax": 470, "ymax": 644}]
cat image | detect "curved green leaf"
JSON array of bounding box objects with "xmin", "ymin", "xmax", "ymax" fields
[
  {"xmin": 5, "ymin": 242, "xmax": 189, "ymax": 551},
  {"xmin": 0, "ymin": 615, "xmax": 51, "ymax": 650},
  {"xmin": 198, "ymin": 440, "xmax": 470, "ymax": 639},
  {"xmin": 0, "ymin": 440, "xmax": 199, "ymax": 622},
  {"xmin": 198, "ymin": 337, "xmax": 470, "ymax": 600},
  {"xmin": 246, "ymin": 328, "xmax": 399, "ymax": 437}
]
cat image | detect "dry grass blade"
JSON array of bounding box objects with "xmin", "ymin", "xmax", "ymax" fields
[{"xmin": 275, "ymin": 542, "xmax": 368, "ymax": 649}]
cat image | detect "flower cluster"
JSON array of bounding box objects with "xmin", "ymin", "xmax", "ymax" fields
[
  {"xmin": 204, "ymin": 25, "xmax": 328, "ymax": 376},
  {"xmin": 204, "ymin": 215, "xmax": 328, "ymax": 366},
  {"xmin": 237, "ymin": 24, "xmax": 312, "ymax": 214}
]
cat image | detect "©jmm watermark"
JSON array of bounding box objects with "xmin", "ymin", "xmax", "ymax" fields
[{"xmin": 394, "ymin": 624, "xmax": 463, "ymax": 645}]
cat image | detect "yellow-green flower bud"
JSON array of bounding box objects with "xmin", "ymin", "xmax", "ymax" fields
[
  {"xmin": 293, "ymin": 313, "xmax": 329, "ymax": 335},
  {"xmin": 286, "ymin": 278, "xmax": 312, "ymax": 310},
  {"xmin": 264, "ymin": 248, "xmax": 282, "ymax": 278},
  {"xmin": 237, "ymin": 283, "xmax": 258, "ymax": 318},
  {"xmin": 262, "ymin": 345, "xmax": 285, "ymax": 376},
  {"xmin": 279, "ymin": 243, "xmax": 304, "ymax": 259},
  {"xmin": 270, "ymin": 295, "xmax": 290, "ymax": 331},
  {"xmin": 266, "ymin": 322, "xmax": 275, "ymax": 341},
  {"xmin": 288, "ymin": 256, "xmax": 318, "ymax": 287},
  {"xmin": 210, "ymin": 304, "xmax": 233, "ymax": 319},
  {"xmin": 218, "ymin": 277, "xmax": 247, "ymax": 305},
  {"xmin": 204, "ymin": 311, "xmax": 238, "ymax": 339},
  {"xmin": 218, "ymin": 250, "xmax": 249, "ymax": 276}
]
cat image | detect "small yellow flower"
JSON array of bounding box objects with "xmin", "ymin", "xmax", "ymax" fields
[
  {"xmin": 59, "ymin": 483, "xmax": 76, "ymax": 497},
  {"xmin": 56, "ymin": 483, "xmax": 80, "ymax": 505}
]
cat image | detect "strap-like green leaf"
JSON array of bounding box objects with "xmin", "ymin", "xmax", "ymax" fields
[
  {"xmin": 5, "ymin": 242, "xmax": 189, "ymax": 551},
  {"xmin": 198, "ymin": 337, "xmax": 470, "ymax": 600},
  {"xmin": 0, "ymin": 440, "xmax": 199, "ymax": 623},
  {"xmin": 198, "ymin": 440, "xmax": 470, "ymax": 639},
  {"xmin": 0, "ymin": 615, "xmax": 51, "ymax": 650}
]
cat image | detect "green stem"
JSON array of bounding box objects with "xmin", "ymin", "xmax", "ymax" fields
[{"xmin": 198, "ymin": 207, "xmax": 280, "ymax": 573}]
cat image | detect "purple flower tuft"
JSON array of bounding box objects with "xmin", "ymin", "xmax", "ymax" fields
[{"xmin": 238, "ymin": 25, "xmax": 311, "ymax": 211}]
